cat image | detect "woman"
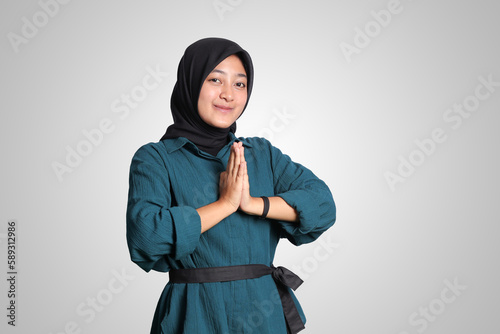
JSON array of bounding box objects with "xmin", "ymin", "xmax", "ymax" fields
[{"xmin": 126, "ymin": 37, "xmax": 336, "ymax": 334}]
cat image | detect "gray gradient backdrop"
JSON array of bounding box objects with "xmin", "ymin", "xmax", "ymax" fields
[{"xmin": 1, "ymin": 0, "xmax": 499, "ymax": 333}]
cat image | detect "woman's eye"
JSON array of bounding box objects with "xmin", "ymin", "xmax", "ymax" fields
[
  {"xmin": 236, "ymin": 82, "xmax": 246, "ymax": 88},
  {"xmin": 209, "ymin": 78, "xmax": 221, "ymax": 83}
]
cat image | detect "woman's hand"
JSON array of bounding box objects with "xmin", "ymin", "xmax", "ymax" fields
[
  {"xmin": 199, "ymin": 141, "xmax": 296, "ymax": 233},
  {"xmin": 219, "ymin": 141, "xmax": 260, "ymax": 215},
  {"xmin": 238, "ymin": 142, "xmax": 299, "ymax": 222},
  {"xmin": 215, "ymin": 141, "xmax": 298, "ymax": 224},
  {"xmin": 240, "ymin": 147, "xmax": 255, "ymax": 213},
  {"xmin": 239, "ymin": 144, "xmax": 259, "ymax": 213},
  {"xmin": 218, "ymin": 142, "xmax": 245, "ymax": 212}
]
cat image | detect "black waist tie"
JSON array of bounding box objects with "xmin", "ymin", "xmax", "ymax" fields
[{"xmin": 169, "ymin": 264, "xmax": 305, "ymax": 334}]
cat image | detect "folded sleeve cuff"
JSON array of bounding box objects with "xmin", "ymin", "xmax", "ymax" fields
[
  {"xmin": 277, "ymin": 189, "xmax": 320, "ymax": 235},
  {"xmin": 169, "ymin": 206, "xmax": 202, "ymax": 260}
]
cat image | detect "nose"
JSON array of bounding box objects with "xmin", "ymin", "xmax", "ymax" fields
[{"xmin": 219, "ymin": 85, "xmax": 233, "ymax": 101}]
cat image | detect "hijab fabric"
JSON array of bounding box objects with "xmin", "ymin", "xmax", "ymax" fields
[{"xmin": 160, "ymin": 37, "xmax": 254, "ymax": 156}]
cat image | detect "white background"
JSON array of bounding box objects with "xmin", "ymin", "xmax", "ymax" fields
[{"xmin": 1, "ymin": 0, "xmax": 499, "ymax": 333}]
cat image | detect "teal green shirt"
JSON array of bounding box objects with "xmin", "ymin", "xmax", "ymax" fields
[{"xmin": 126, "ymin": 134, "xmax": 336, "ymax": 333}]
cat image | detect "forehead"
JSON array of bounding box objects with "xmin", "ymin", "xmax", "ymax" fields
[{"xmin": 212, "ymin": 55, "xmax": 246, "ymax": 75}]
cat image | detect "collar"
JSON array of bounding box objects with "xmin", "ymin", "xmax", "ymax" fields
[{"xmin": 160, "ymin": 132, "xmax": 253, "ymax": 154}]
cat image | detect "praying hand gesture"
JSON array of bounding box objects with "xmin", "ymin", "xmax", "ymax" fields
[{"xmin": 196, "ymin": 141, "xmax": 298, "ymax": 233}]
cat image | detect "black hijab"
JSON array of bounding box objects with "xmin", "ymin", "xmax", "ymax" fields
[{"xmin": 160, "ymin": 37, "xmax": 254, "ymax": 155}]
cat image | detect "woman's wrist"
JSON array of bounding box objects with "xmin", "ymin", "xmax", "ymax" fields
[
  {"xmin": 217, "ymin": 198, "xmax": 239, "ymax": 215},
  {"xmin": 198, "ymin": 199, "xmax": 238, "ymax": 233},
  {"xmin": 240, "ymin": 196, "xmax": 264, "ymax": 216}
]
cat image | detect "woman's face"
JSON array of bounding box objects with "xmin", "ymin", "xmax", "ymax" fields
[{"xmin": 198, "ymin": 54, "xmax": 248, "ymax": 129}]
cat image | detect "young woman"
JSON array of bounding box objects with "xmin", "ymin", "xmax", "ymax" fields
[{"xmin": 126, "ymin": 37, "xmax": 336, "ymax": 334}]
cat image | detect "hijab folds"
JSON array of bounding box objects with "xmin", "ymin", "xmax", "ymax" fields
[{"xmin": 160, "ymin": 37, "xmax": 254, "ymax": 156}]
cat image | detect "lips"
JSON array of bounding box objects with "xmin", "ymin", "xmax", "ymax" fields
[{"xmin": 213, "ymin": 104, "xmax": 233, "ymax": 112}]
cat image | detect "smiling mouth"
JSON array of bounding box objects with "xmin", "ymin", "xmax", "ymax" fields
[{"xmin": 214, "ymin": 105, "xmax": 233, "ymax": 112}]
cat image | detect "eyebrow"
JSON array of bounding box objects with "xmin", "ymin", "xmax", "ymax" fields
[{"xmin": 211, "ymin": 69, "xmax": 247, "ymax": 78}]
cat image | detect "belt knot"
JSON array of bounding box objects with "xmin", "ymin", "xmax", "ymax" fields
[{"xmin": 271, "ymin": 265, "xmax": 303, "ymax": 291}]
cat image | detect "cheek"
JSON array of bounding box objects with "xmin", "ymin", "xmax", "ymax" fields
[
  {"xmin": 198, "ymin": 85, "xmax": 218, "ymax": 105},
  {"xmin": 198, "ymin": 92, "xmax": 210, "ymax": 107},
  {"xmin": 238, "ymin": 92, "xmax": 248, "ymax": 107}
]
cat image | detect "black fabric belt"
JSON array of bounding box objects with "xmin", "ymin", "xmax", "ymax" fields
[{"xmin": 169, "ymin": 264, "xmax": 305, "ymax": 334}]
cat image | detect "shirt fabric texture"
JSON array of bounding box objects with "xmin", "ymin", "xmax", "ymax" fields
[{"xmin": 126, "ymin": 133, "xmax": 336, "ymax": 333}]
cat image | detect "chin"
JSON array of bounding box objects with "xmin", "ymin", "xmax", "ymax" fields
[
  {"xmin": 208, "ymin": 118, "xmax": 235, "ymax": 129},
  {"xmin": 212, "ymin": 122, "xmax": 233, "ymax": 129}
]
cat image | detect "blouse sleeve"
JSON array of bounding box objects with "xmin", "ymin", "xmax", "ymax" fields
[
  {"xmin": 126, "ymin": 143, "xmax": 201, "ymax": 273},
  {"xmin": 269, "ymin": 142, "xmax": 336, "ymax": 246}
]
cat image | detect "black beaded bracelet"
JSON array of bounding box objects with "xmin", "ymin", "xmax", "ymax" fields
[{"xmin": 260, "ymin": 196, "xmax": 270, "ymax": 219}]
